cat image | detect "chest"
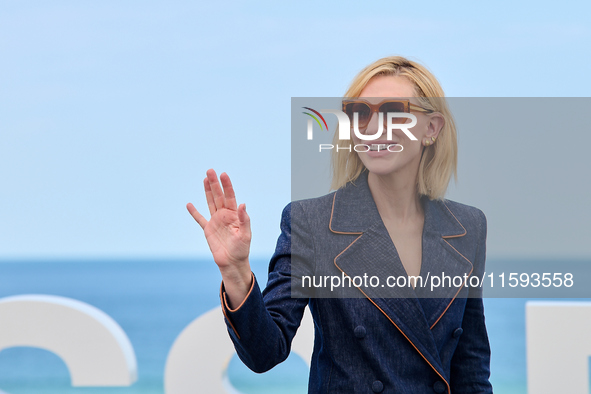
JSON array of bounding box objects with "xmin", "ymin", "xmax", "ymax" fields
[{"xmin": 382, "ymin": 218, "xmax": 424, "ymax": 279}]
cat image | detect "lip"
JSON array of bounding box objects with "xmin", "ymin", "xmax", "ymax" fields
[
  {"xmin": 357, "ymin": 141, "xmax": 404, "ymax": 156},
  {"xmin": 365, "ymin": 140, "xmax": 400, "ymax": 145},
  {"xmin": 353, "ymin": 137, "xmax": 401, "ymax": 144}
]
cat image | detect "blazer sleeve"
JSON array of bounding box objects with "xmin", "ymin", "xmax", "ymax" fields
[
  {"xmin": 220, "ymin": 202, "xmax": 312, "ymax": 373},
  {"xmin": 450, "ymin": 209, "xmax": 493, "ymax": 393}
]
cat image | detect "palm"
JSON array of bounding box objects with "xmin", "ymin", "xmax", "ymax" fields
[{"xmin": 203, "ymin": 207, "xmax": 250, "ymax": 267}]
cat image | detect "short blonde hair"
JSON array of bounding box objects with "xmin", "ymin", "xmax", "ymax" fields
[{"xmin": 330, "ymin": 56, "xmax": 457, "ymax": 200}]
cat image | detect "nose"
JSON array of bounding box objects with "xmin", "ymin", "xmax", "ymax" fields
[{"xmin": 363, "ymin": 110, "xmax": 384, "ymax": 136}]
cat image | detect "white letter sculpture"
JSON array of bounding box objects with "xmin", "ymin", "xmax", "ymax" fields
[
  {"xmin": 164, "ymin": 305, "xmax": 314, "ymax": 393},
  {"xmin": 527, "ymin": 301, "xmax": 591, "ymax": 394},
  {"xmin": 0, "ymin": 295, "xmax": 137, "ymax": 387}
]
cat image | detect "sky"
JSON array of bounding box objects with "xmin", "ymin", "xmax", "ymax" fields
[{"xmin": 1, "ymin": 0, "xmax": 590, "ymax": 261}]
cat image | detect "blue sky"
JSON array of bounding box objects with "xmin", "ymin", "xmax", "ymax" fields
[{"xmin": 1, "ymin": 0, "xmax": 590, "ymax": 261}]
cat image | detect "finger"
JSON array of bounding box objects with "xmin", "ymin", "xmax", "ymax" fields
[
  {"xmin": 204, "ymin": 177, "xmax": 216, "ymax": 216},
  {"xmin": 186, "ymin": 203, "xmax": 208, "ymax": 230},
  {"xmin": 220, "ymin": 172, "xmax": 237, "ymax": 211},
  {"xmin": 238, "ymin": 203, "xmax": 250, "ymax": 230},
  {"xmin": 206, "ymin": 169, "xmax": 225, "ymax": 210}
]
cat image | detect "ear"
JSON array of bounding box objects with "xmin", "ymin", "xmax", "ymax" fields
[{"xmin": 425, "ymin": 112, "xmax": 445, "ymax": 139}]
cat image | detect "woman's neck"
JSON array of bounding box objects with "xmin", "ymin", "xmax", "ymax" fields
[{"xmin": 367, "ymin": 170, "xmax": 423, "ymax": 224}]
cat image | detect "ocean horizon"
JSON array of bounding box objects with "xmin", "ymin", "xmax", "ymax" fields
[{"xmin": 1, "ymin": 258, "xmax": 588, "ymax": 393}]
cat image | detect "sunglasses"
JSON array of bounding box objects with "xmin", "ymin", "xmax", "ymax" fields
[{"xmin": 342, "ymin": 99, "xmax": 433, "ymax": 128}]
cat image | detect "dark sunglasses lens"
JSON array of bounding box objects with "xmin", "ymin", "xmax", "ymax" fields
[
  {"xmin": 379, "ymin": 102, "xmax": 406, "ymax": 113},
  {"xmin": 380, "ymin": 102, "xmax": 407, "ymax": 124},
  {"xmin": 345, "ymin": 102, "xmax": 371, "ymax": 125}
]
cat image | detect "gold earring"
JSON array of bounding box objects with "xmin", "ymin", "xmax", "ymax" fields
[
  {"xmin": 431, "ymin": 136, "xmax": 436, "ymax": 142},
  {"xmin": 424, "ymin": 139, "xmax": 430, "ymax": 146}
]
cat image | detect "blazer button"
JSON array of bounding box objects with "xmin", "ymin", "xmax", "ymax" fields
[
  {"xmin": 433, "ymin": 380, "xmax": 446, "ymax": 393},
  {"xmin": 354, "ymin": 325, "xmax": 366, "ymax": 339},
  {"xmin": 371, "ymin": 380, "xmax": 384, "ymax": 392},
  {"xmin": 452, "ymin": 327, "xmax": 464, "ymax": 338}
]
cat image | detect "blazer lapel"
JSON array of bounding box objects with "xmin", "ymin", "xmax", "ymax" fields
[
  {"xmin": 329, "ymin": 171, "xmax": 473, "ymax": 371},
  {"xmin": 415, "ymin": 199, "xmax": 473, "ymax": 328}
]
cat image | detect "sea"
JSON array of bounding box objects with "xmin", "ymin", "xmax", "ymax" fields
[{"xmin": 0, "ymin": 259, "xmax": 586, "ymax": 394}]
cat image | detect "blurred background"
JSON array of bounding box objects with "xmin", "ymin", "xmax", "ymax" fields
[{"xmin": 1, "ymin": 1, "xmax": 590, "ymax": 393}]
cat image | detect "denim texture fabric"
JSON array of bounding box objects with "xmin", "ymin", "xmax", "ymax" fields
[{"xmin": 221, "ymin": 172, "xmax": 493, "ymax": 393}]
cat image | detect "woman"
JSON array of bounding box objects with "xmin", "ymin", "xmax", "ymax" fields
[{"xmin": 187, "ymin": 56, "xmax": 493, "ymax": 393}]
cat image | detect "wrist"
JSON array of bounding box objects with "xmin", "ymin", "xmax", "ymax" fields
[
  {"xmin": 219, "ymin": 262, "xmax": 252, "ymax": 288},
  {"xmin": 220, "ymin": 266, "xmax": 254, "ymax": 311}
]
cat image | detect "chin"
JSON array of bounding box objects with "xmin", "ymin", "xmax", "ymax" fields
[
  {"xmin": 366, "ymin": 169, "xmax": 402, "ymax": 178},
  {"xmin": 362, "ymin": 163, "xmax": 403, "ymax": 177},
  {"xmin": 359, "ymin": 156, "xmax": 417, "ymax": 178}
]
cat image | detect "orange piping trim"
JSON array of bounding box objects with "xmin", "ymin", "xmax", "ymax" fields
[
  {"xmin": 219, "ymin": 272, "xmax": 256, "ymax": 340},
  {"xmin": 441, "ymin": 201, "xmax": 467, "ymax": 239},
  {"xmin": 219, "ymin": 281, "xmax": 240, "ymax": 339},
  {"xmin": 429, "ymin": 202, "xmax": 470, "ymax": 329},
  {"xmin": 429, "ymin": 239, "xmax": 475, "ymax": 330},
  {"xmin": 361, "ymin": 291, "xmax": 451, "ymax": 394}
]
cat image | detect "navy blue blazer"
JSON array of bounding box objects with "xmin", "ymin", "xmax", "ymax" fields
[{"xmin": 221, "ymin": 172, "xmax": 493, "ymax": 393}]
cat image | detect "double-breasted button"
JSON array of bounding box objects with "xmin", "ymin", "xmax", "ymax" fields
[
  {"xmin": 452, "ymin": 327, "xmax": 464, "ymax": 338},
  {"xmin": 371, "ymin": 380, "xmax": 384, "ymax": 392},
  {"xmin": 354, "ymin": 325, "xmax": 366, "ymax": 338},
  {"xmin": 433, "ymin": 380, "xmax": 446, "ymax": 393}
]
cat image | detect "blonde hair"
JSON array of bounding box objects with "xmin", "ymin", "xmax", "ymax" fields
[{"xmin": 330, "ymin": 56, "xmax": 457, "ymax": 200}]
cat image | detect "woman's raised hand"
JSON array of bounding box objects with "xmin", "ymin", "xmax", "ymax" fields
[{"xmin": 187, "ymin": 169, "xmax": 252, "ymax": 307}]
